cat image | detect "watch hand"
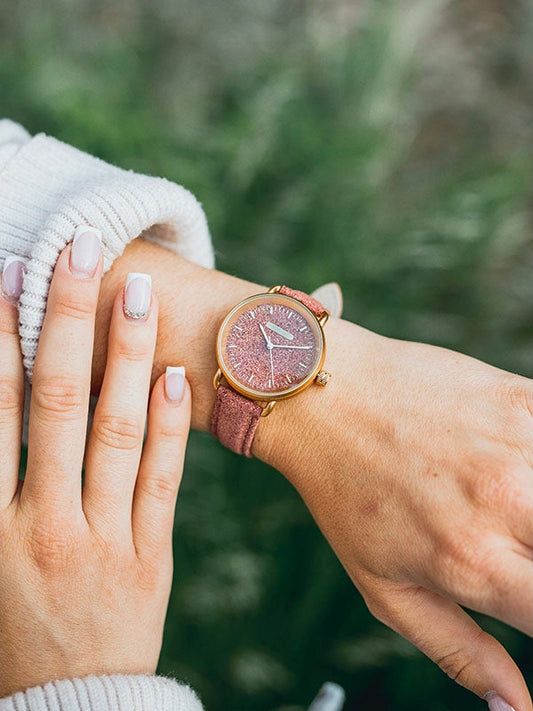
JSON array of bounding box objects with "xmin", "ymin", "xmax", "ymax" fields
[
  {"xmin": 259, "ymin": 323, "xmax": 274, "ymax": 349},
  {"xmin": 266, "ymin": 321, "xmax": 294, "ymax": 341},
  {"xmin": 270, "ymin": 344, "xmax": 313, "ymax": 350},
  {"xmin": 269, "ymin": 346, "xmax": 275, "ymax": 384}
]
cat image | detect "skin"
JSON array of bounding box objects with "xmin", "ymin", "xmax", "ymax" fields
[
  {"xmin": 0, "ymin": 240, "xmax": 192, "ymax": 696},
  {"xmin": 1, "ymin": 235, "xmax": 531, "ymax": 707},
  {"xmin": 95, "ymin": 239, "xmax": 533, "ymax": 708}
]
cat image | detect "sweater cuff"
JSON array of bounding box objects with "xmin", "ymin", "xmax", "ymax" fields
[
  {"xmin": 0, "ymin": 674, "xmax": 203, "ymax": 711},
  {"xmin": 0, "ymin": 125, "xmax": 213, "ymax": 382}
]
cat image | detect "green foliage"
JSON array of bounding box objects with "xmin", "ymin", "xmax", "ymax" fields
[{"xmin": 4, "ymin": 1, "xmax": 531, "ymax": 708}]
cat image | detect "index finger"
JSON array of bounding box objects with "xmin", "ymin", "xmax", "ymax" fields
[{"xmin": 21, "ymin": 227, "xmax": 102, "ymax": 512}]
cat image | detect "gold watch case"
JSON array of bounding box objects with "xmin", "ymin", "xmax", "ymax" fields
[{"xmin": 213, "ymin": 286, "xmax": 330, "ymax": 416}]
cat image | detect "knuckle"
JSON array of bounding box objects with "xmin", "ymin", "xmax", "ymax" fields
[
  {"xmin": 139, "ymin": 471, "xmax": 179, "ymax": 504},
  {"xmin": 465, "ymin": 450, "xmax": 500, "ymax": 485},
  {"xmin": 33, "ymin": 375, "xmax": 87, "ymax": 418},
  {"xmin": 499, "ymin": 375, "xmax": 533, "ymax": 418},
  {"xmin": 92, "ymin": 413, "xmax": 143, "ymax": 451},
  {"xmin": 467, "ymin": 461, "xmax": 521, "ymax": 510},
  {"xmin": 113, "ymin": 337, "xmax": 153, "ymax": 363},
  {"xmin": 53, "ymin": 293, "xmax": 95, "ymax": 321},
  {"xmin": 436, "ymin": 644, "xmax": 477, "ymax": 684},
  {"xmin": 0, "ymin": 376, "xmax": 23, "ymax": 418},
  {"xmin": 156, "ymin": 421, "xmax": 190, "ymax": 445},
  {"xmin": 28, "ymin": 521, "xmax": 77, "ymax": 573}
]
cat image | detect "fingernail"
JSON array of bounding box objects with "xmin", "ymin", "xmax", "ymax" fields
[
  {"xmin": 70, "ymin": 226, "xmax": 102, "ymax": 277},
  {"xmin": 2, "ymin": 256, "xmax": 26, "ymax": 303},
  {"xmin": 307, "ymin": 682, "xmax": 345, "ymax": 711},
  {"xmin": 165, "ymin": 366, "xmax": 186, "ymax": 404},
  {"xmin": 123, "ymin": 272, "xmax": 152, "ymax": 320},
  {"xmin": 484, "ymin": 692, "xmax": 515, "ymax": 711}
]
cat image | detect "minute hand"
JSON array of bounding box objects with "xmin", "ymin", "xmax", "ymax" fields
[{"xmin": 259, "ymin": 323, "xmax": 273, "ymax": 348}]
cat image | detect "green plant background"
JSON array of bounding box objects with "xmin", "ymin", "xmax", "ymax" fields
[{"xmin": 3, "ymin": 1, "xmax": 532, "ymax": 709}]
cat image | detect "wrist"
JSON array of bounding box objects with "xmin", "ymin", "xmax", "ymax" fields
[
  {"xmin": 252, "ymin": 316, "xmax": 379, "ymax": 489},
  {"xmin": 93, "ymin": 238, "xmax": 368, "ymax": 485}
]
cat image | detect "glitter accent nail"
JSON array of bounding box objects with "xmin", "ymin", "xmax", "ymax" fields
[{"xmin": 123, "ymin": 272, "xmax": 152, "ymax": 320}]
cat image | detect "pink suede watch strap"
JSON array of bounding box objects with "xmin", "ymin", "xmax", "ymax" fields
[
  {"xmin": 278, "ymin": 285, "xmax": 329, "ymax": 319},
  {"xmin": 211, "ymin": 286, "xmax": 328, "ymax": 457},
  {"xmin": 211, "ymin": 384, "xmax": 263, "ymax": 457}
]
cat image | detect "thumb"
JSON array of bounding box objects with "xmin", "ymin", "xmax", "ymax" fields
[{"xmin": 366, "ymin": 583, "xmax": 532, "ymax": 711}]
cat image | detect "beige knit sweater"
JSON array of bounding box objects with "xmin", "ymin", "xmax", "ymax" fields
[{"xmin": 0, "ymin": 119, "xmax": 214, "ymax": 382}]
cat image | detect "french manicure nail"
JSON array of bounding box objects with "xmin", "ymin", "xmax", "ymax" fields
[
  {"xmin": 484, "ymin": 692, "xmax": 515, "ymax": 711},
  {"xmin": 123, "ymin": 272, "xmax": 152, "ymax": 320},
  {"xmin": 70, "ymin": 226, "xmax": 102, "ymax": 277},
  {"xmin": 2, "ymin": 256, "xmax": 26, "ymax": 303},
  {"xmin": 165, "ymin": 366, "xmax": 186, "ymax": 403}
]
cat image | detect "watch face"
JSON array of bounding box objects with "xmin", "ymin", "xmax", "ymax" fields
[{"xmin": 216, "ymin": 292, "xmax": 325, "ymax": 399}]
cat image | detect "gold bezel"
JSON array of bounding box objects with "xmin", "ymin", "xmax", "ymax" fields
[{"xmin": 215, "ymin": 291, "xmax": 326, "ymax": 402}]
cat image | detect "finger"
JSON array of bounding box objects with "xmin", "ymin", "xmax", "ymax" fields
[
  {"xmin": 441, "ymin": 538, "xmax": 533, "ymax": 636},
  {"xmin": 368, "ymin": 583, "xmax": 532, "ymax": 711},
  {"xmin": 476, "ymin": 549, "xmax": 533, "ymax": 636},
  {"xmin": 132, "ymin": 367, "xmax": 191, "ymax": 560},
  {"xmin": 83, "ymin": 273, "xmax": 158, "ymax": 535},
  {"xmin": 21, "ymin": 227, "xmax": 102, "ymax": 510},
  {"xmin": 0, "ymin": 257, "xmax": 26, "ymax": 510}
]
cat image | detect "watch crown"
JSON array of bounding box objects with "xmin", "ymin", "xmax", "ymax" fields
[{"xmin": 315, "ymin": 370, "xmax": 331, "ymax": 386}]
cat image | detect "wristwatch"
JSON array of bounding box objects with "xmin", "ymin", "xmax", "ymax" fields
[{"xmin": 211, "ymin": 285, "xmax": 331, "ymax": 457}]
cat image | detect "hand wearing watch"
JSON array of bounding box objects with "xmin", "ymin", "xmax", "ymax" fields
[{"xmin": 211, "ymin": 285, "xmax": 332, "ymax": 457}]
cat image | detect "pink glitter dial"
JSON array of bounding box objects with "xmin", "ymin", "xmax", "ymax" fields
[{"xmin": 216, "ymin": 293, "xmax": 325, "ymax": 399}]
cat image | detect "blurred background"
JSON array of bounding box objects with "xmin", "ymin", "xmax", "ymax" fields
[{"xmin": 2, "ymin": 0, "xmax": 532, "ymax": 708}]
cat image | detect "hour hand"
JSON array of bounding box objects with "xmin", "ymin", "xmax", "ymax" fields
[
  {"xmin": 270, "ymin": 343, "xmax": 312, "ymax": 350},
  {"xmin": 266, "ymin": 321, "xmax": 294, "ymax": 341}
]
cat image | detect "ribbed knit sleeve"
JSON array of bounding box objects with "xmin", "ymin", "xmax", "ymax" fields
[
  {"xmin": 0, "ymin": 674, "xmax": 203, "ymax": 711},
  {"xmin": 0, "ymin": 118, "xmax": 214, "ymax": 382}
]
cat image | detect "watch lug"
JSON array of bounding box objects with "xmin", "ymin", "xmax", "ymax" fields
[
  {"xmin": 267, "ymin": 285, "xmax": 282, "ymax": 294},
  {"xmin": 261, "ymin": 400, "xmax": 277, "ymax": 417},
  {"xmin": 213, "ymin": 368, "xmax": 222, "ymax": 390},
  {"xmin": 318, "ymin": 311, "xmax": 329, "ymax": 327}
]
